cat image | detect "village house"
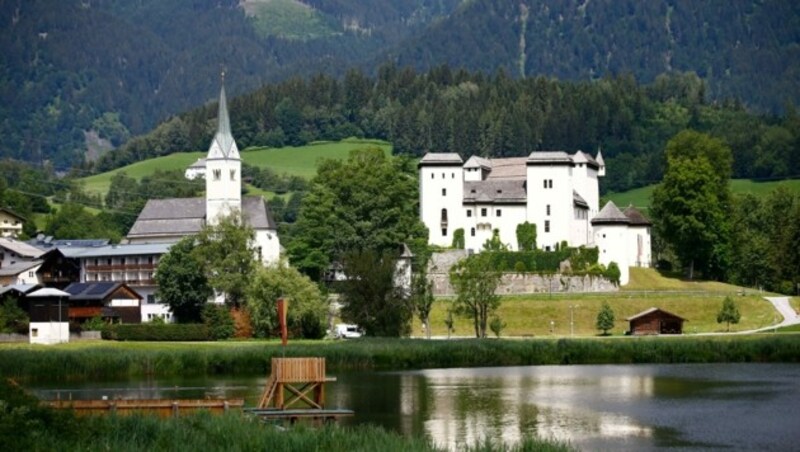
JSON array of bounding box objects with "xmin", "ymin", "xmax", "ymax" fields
[{"xmin": 0, "ymin": 208, "xmax": 25, "ymax": 238}]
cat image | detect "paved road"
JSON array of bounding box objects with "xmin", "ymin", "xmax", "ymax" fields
[{"xmin": 738, "ymin": 297, "xmax": 799, "ymax": 333}]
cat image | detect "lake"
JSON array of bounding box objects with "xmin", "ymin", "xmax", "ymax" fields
[{"xmin": 31, "ymin": 363, "xmax": 800, "ymax": 451}]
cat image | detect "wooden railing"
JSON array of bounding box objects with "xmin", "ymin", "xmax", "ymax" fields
[{"xmin": 272, "ymin": 357, "xmax": 327, "ymax": 383}]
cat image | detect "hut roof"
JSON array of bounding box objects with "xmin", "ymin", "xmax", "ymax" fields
[{"xmin": 626, "ymin": 307, "xmax": 687, "ymax": 321}]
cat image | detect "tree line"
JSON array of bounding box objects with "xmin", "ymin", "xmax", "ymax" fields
[{"xmin": 96, "ymin": 66, "xmax": 800, "ymax": 195}]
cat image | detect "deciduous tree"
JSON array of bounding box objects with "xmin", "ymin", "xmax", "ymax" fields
[
  {"xmin": 595, "ymin": 302, "xmax": 615, "ymax": 335},
  {"xmin": 716, "ymin": 296, "xmax": 741, "ymax": 332},
  {"xmin": 154, "ymin": 237, "xmax": 212, "ymax": 323},
  {"xmin": 449, "ymin": 253, "xmax": 502, "ymax": 338}
]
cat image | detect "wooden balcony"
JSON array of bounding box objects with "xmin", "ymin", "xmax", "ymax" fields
[{"xmin": 85, "ymin": 263, "xmax": 157, "ymax": 272}]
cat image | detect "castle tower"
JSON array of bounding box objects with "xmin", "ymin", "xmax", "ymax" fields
[
  {"xmin": 205, "ymin": 81, "xmax": 241, "ymax": 225},
  {"xmin": 418, "ymin": 153, "xmax": 464, "ymax": 248}
]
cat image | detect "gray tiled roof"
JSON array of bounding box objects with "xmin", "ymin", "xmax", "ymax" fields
[
  {"xmin": 485, "ymin": 157, "xmax": 527, "ymax": 180},
  {"xmin": 573, "ymin": 191, "xmax": 589, "ymax": 209},
  {"xmin": 419, "ymin": 153, "xmax": 463, "ymax": 165},
  {"xmin": 0, "ymin": 260, "xmax": 42, "ymax": 276},
  {"xmin": 464, "ymin": 156, "xmax": 492, "ymax": 169},
  {"xmin": 623, "ymin": 206, "xmax": 652, "ymax": 226},
  {"xmin": 126, "ymin": 196, "xmax": 276, "ymax": 240},
  {"xmin": 527, "ymin": 151, "xmax": 572, "ymax": 163},
  {"xmin": 591, "ymin": 201, "xmax": 630, "ymax": 225},
  {"xmin": 72, "ymin": 243, "xmax": 173, "ymax": 258},
  {"xmin": 0, "ymin": 238, "xmax": 46, "ymax": 258},
  {"xmin": 0, "ymin": 283, "xmax": 40, "ymax": 296},
  {"xmin": 464, "ymin": 179, "xmax": 526, "ymax": 204}
]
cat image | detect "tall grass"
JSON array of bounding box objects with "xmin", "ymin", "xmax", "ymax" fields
[
  {"xmin": 2, "ymin": 336, "xmax": 799, "ymax": 382},
  {"xmin": 0, "ymin": 379, "xmax": 573, "ymax": 452}
]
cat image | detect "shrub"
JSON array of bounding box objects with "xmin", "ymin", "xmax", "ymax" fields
[
  {"xmin": 83, "ymin": 316, "xmax": 106, "ymax": 331},
  {"xmin": 489, "ymin": 316, "xmax": 506, "ymax": 338},
  {"xmin": 451, "ymin": 228, "xmax": 465, "ymax": 249},
  {"xmin": 604, "ymin": 262, "xmax": 621, "ymax": 285},
  {"xmin": 101, "ymin": 324, "xmax": 209, "ymax": 341},
  {"xmin": 202, "ymin": 304, "xmax": 235, "ymax": 340},
  {"xmin": 514, "ymin": 261, "xmax": 527, "ymax": 272}
]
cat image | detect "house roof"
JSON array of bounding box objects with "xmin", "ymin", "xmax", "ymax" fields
[
  {"xmin": 64, "ymin": 282, "xmax": 142, "ymax": 301},
  {"xmin": 0, "ymin": 207, "xmax": 26, "ymax": 222},
  {"xmin": 27, "ymin": 287, "xmax": 71, "ymax": 298},
  {"xmin": 0, "ymin": 237, "xmax": 46, "ymax": 258},
  {"xmin": 623, "ymin": 205, "xmax": 652, "ymax": 226},
  {"xmin": 27, "ymin": 236, "xmax": 110, "ymax": 250},
  {"xmin": 0, "ymin": 260, "xmax": 42, "ymax": 276},
  {"xmin": 419, "ymin": 153, "xmax": 463, "ymax": 166},
  {"xmin": 464, "ymin": 179, "xmax": 527, "ymax": 204},
  {"xmin": 0, "ymin": 283, "xmax": 40, "ymax": 297},
  {"xmin": 126, "ymin": 196, "xmax": 276, "ymax": 240},
  {"xmin": 70, "ymin": 243, "xmax": 173, "ymax": 258},
  {"xmin": 626, "ymin": 307, "xmax": 687, "ymax": 321},
  {"xmin": 188, "ymin": 158, "xmax": 207, "ymax": 169},
  {"xmin": 591, "ymin": 201, "xmax": 631, "ymax": 225}
]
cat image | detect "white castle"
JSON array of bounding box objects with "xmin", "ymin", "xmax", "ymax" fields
[{"xmin": 418, "ymin": 151, "xmax": 651, "ymax": 285}]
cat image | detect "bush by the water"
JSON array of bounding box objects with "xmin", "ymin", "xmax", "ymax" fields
[
  {"xmin": 101, "ymin": 324, "xmax": 209, "ymax": 341},
  {"xmin": 3, "ymin": 336, "xmax": 799, "ymax": 382}
]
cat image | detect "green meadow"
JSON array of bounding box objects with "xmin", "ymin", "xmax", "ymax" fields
[
  {"xmin": 605, "ymin": 178, "xmax": 800, "ymax": 211},
  {"xmin": 77, "ymin": 138, "xmax": 392, "ymax": 197}
]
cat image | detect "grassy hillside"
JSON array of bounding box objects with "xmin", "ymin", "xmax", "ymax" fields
[
  {"xmin": 416, "ymin": 268, "xmax": 781, "ymax": 337},
  {"xmin": 605, "ymin": 178, "xmax": 800, "ymax": 211},
  {"xmin": 78, "ymin": 139, "xmax": 392, "ymax": 197},
  {"xmin": 242, "ymin": 0, "xmax": 339, "ymax": 40}
]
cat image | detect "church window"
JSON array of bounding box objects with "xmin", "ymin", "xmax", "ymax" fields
[
  {"xmin": 213, "ymin": 169, "xmax": 221, "ymax": 181},
  {"xmin": 545, "ymin": 220, "xmax": 550, "ymax": 233},
  {"xmin": 230, "ymin": 169, "xmax": 236, "ymax": 181},
  {"xmin": 546, "ymin": 205, "xmax": 551, "ymax": 216},
  {"xmin": 496, "ymin": 209, "xmax": 502, "ymax": 217},
  {"xmin": 481, "ymin": 208, "xmax": 487, "ymax": 217},
  {"xmin": 467, "ymin": 210, "xmax": 472, "ymax": 217},
  {"xmin": 471, "ymin": 228, "xmax": 475, "ymax": 236},
  {"xmin": 442, "ymin": 188, "xmax": 446, "ymax": 196}
]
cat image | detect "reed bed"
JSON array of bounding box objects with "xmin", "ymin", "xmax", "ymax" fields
[{"xmin": 2, "ymin": 335, "xmax": 799, "ymax": 382}]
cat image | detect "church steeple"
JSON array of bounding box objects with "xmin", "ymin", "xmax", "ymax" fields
[{"xmin": 206, "ymin": 75, "xmax": 242, "ymax": 225}]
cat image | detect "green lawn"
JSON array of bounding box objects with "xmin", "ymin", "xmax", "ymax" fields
[
  {"xmin": 414, "ymin": 268, "xmax": 780, "ymax": 337},
  {"xmin": 77, "ymin": 138, "xmax": 392, "ymax": 197},
  {"xmin": 605, "ymin": 178, "xmax": 800, "ymax": 212}
]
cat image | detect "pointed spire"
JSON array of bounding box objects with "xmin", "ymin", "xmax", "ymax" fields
[
  {"xmin": 207, "ymin": 73, "xmax": 239, "ymax": 160},
  {"xmin": 595, "ymin": 146, "xmax": 605, "ymax": 166}
]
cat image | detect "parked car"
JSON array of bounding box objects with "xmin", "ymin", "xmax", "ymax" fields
[{"xmin": 334, "ymin": 323, "xmax": 362, "ymax": 339}]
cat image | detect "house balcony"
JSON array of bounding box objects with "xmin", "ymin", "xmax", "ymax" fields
[{"xmin": 85, "ymin": 263, "xmax": 157, "ymax": 272}]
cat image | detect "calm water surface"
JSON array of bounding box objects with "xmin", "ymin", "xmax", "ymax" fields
[{"xmin": 32, "ymin": 363, "xmax": 800, "ymax": 451}]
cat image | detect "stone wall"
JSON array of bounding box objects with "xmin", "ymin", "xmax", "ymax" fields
[{"xmin": 428, "ymin": 250, "xmax": 618, "ymax": 296}]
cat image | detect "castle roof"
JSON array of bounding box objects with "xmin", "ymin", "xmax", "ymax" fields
[
  {"xmin": 419, "ymin": 153, "xmax": 463, "ymax": 166},
  {"xmin": 464, "ymin": 179, "xmax": 527, "ymax": 204},
  {"xmin": 464, "ymin": 156, "xmax": 492, "ymax": 169},
  {"xmin": 485, "ymin": 157, "xmax": 528, "ymax": 179},
  {"xmin": 526, "ymin": 151, "xmax": 573, "ymax": 165},
  {"xmin": 623, "ymin": 205, "xmax": 652, "ymax": 226},
  {"xmin": 573, "ymin": 191, "xmax": 589, "ymax": 209},
  {"xmin": 591, "ymin": 201, "xmax": 630, "ymax": 225}
]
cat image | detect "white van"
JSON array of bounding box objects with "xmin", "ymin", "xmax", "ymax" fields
[{"xmin": 335, "ymin": 323, "xmax": 362, "ymax": 339}]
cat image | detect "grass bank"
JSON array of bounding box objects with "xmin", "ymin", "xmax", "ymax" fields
[
  {"xmin": 2, "ymin": 335, "xmax": 799, "ymax": 382},
  {"xmin": 0, "ymin": 379, "xmax": 571, "ymax": 452}
]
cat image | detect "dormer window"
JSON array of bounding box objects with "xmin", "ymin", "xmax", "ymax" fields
[{"xmin": 213, "ymin": 169, "xmax": 221, "ymax": 181}]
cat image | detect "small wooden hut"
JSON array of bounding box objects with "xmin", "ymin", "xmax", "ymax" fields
[{"xmin": 626, "ymin": 307, "xmax": 686, "ymax": 335}]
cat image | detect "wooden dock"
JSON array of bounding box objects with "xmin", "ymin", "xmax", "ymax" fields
[
  {"xmin": 45, "ymin": 398, "xmax": 244, "ymax": 417},
  {"xmin": 251, "ymin": 357, "xmax": 352, "ymax": 424}
]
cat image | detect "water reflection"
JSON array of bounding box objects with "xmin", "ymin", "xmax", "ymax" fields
[{"xmin": 30, "ymin": 363, "xmax": 800, "ymax": 451}]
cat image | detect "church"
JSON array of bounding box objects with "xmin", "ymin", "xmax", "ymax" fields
[
  {"xmin": 418, "ymin": 150, "xmax": 650, "ymax": 285},
  {"xmin": 126, "ymin": 83, "xmax": 280, "ymax": 265}
]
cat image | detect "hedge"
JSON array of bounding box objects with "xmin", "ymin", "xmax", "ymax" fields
[
  {"xmin": 484, "ymin": 247, "xmax": 599, "ymax": 273},
  {"xmin": 101, "ymin": 324, "xmax": 209, "ymax": 341}
]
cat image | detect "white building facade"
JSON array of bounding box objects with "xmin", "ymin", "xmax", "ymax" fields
[{"xmin": 419, "ymin": 151, "xmax": 651, "ymax": 285}]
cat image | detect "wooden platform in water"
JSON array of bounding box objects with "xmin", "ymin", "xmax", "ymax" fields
[
  {"xmin": 45, "ymin": 398, "xmax": 244, "ymax": 417},
  {"xmin": 245, "ymin": 407, "xmax": 354, "ymax": 422}
]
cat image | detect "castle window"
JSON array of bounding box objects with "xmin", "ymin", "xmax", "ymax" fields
[
  {"xmin": 442, "ymin": 188, "xmax": 446, "ymax": 196},
  {"xmin": 481, "ymin": 208, "xmax": 487, "ymax": 217},
  {"xmin": 442, "ymin": 173, "xmax": 445, "ymax": 179},
  {"xmin": 451, "ymin": 172, "xmax": 455, "ymax": 178},
  {"xmin": 441, "ymin": 228, "xmax": 447, "ymax": 237},
  {"xmin": 549, "ymin": 180, "xmax": 553, "ymax": 188},
  {"xmin": 467, "ymin": 210, "xmax": 472, "ymax": 217},
  {"xmin": 496, "ymin": 209, "xmax": 502, "ymax": 217},
  {"xmin": 545, "ymin": 220, "xmax": 550, "ymax": 233},
  {"xmin": 431, "ymin": 173, "xmax": 434, "ymax": 179},
  {"xmin": 546, "ymin": 205, "xmax": 551, "ymax": 216},
  {"xmin": 543, "ymin": 180, "xmax": 547, "ymax": 189},
  {"xmin": 471, "ymin": 227, "xmax": 475, "ymax": 237},
  {"xmin": 441, "ymin": 209, "xmax": 448, "ymax": 223},
  {"xmin": 213, "ymin": 169, "xmax": 221, "ymax": 181},
  {"xmin": 230, "ymin": 169, "xmax": 236, "ymax": 181}
]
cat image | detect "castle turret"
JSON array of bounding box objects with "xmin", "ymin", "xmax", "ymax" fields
[
  {"xmin": 418, "ymin": 153, "xmax": 464, "ymax": 247},
  {"xmin": 205, "ymin": 82, "xmax": 241, "ymax": 225}
]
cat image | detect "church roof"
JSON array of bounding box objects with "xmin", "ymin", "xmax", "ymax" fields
[
  {"xmin": 126, "ymin": 196, "xmax": 276, "ymax": 240},
  {"xmin": 207, "ymin": 84, "xmax": 239, "ymax": 160},
  {"xmin": 464, "ymin": 179, "xmax": 527, "ymax": 204},
  {"xmin": 623, "ymin": 205, "xmax": 652, "ymax": 226},
  {"xmin": 591, "ymin": 201, "xmax": 630, "ymax": 225}
]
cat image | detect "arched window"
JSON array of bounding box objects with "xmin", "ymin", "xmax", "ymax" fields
[{"xmin": 213, "ymin": 169, "xmax": 221, "ymax": 181}]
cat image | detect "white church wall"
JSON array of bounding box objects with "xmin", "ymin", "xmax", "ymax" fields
[
  {"xmin": 205, "ymin": 157, "xmax": 241, "ymax": 225},
  {"xmin": 255, "ymin": 229, "xmax": 281, "ymax": 266}
]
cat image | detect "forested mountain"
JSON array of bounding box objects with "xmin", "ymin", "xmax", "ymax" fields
[{"xmin": 1, "ymin": 0, "xmax": 798, "ymax": 169}]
